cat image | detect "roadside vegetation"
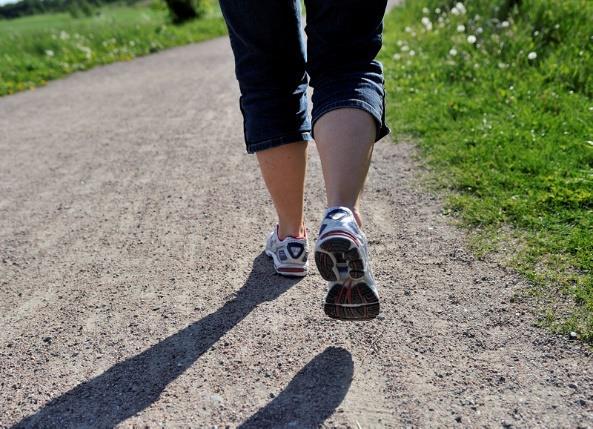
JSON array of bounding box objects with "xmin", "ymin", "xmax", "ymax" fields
[
  {"xmin": 382, "ymin": 0, "xmax": 593, "ymax": 342},
  {"xmin": 0, "ymin": 0, "xmax": 225, "ymax": 96}
]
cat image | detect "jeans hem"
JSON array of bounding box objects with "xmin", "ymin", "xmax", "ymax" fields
[{"xmin": 246, "ymin": 131, "xmax": 313, "ymax": 154}]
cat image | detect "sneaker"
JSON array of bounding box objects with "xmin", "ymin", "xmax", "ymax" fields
[
  {"xmin": 314, "ymin": 207, "xmax": 380, "ymax": 320},
  {"xmin": 265, "ymin": 226, "xmax": 309, "ymax": 277}
]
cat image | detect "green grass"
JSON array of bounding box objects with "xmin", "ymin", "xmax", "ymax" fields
[
  {"xmin": 0, "ymin": 3, "xmax": 226, "ymax": 96},
  {"xmin": 381, "ymin": 0, "xmax": 593, "ymax": 342}
]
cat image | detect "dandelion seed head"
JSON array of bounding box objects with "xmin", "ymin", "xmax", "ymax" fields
[
  {"xmin": 449, "ymin": 48, "xmax": 458, "ymax": 56},
  {"xmin": 422, "ymin": 7, "xmax": 430, "ymax": 14},
  {"xmin": 467, "ymin": 35, "xmax": 477, "ymax": 44},
  {"xmin": 528, "ymin": 51, "xmax": 537, "ymax": 60},
  {"xmin": 457, "ymin": 24, "xmax": 466, "ymax": 33},
  {"xmin": 409, "ymin": 50, "xmax": 416, "ymax": 56},
  {"xmin": 421, "ymin": 17, "xmax": 433, "ymax": 31},
  {"xmin": 501, "ymin": 20, "xmax": 510, "ymax": 28}
]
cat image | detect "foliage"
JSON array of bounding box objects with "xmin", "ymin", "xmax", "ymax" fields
[
  {"xmin": 0, "ymin": 4, "xmax": 226, "ymax": 96},
  {"xmin": 382, "ymin": 0, "xmax": 593, "ymax": 341},
  {"xmin": 0, "ymin": 0, "xmax": 142, "ymax": 20}
]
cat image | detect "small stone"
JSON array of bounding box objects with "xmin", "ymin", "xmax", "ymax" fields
[
  {"xmin": 455, "ymin": 416, "xmax": 462, "ymax": 423},
  {"xmin": 569, "ymin": 331, "xmax": 578, "ymax": 339},
  {"xmin": 568, "ymin": 383, "xmax": 578, "ymax": 389},
  {"xmin": 42, "ymin": 337, "xmax": 52, "ymax": 344}
]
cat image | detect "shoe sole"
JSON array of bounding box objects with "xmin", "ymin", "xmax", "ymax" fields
[
  {"xmin": 265, "ymin": 249, "xmax": 308, "ymax": 278},
  {"xmin": 315, "ymin": 235, "xmax": 380, "ymax": 320},
  {"xmin": 324, "ymin": 281, "xmax": 380, "ymax": 321}
]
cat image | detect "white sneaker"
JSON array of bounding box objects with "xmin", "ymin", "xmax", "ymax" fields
[
  {"xmin": 315, "ymin": 207, "xmax": 380, "ymax": 320},
  {"xmin": 265, "ymin": 226, "xmax": 309, "ymax": 277}
]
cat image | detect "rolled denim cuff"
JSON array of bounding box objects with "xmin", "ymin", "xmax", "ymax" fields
[{"xmin": 246, "ymin": 131, "xmax": 313, "ymax": 154}]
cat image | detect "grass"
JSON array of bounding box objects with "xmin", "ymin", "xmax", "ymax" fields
[
  {"xmin": 381, "ymin": 0, "xmax": 593, "ymax": 342},
  {"xmin": 0, "ymin": 3, "xmax": 227, "ymax": 96}
]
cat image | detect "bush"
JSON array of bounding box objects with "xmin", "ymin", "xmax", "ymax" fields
[{"xmin": 164, "ymin": 0, "xmax": 210, "ymax": 24}]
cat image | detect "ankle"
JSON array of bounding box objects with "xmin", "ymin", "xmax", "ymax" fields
[{"xmin": 277, "ymin": 223, "xmax": 306, "ymax": 240}]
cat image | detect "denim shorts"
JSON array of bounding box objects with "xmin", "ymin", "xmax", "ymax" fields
[{"xmin": 219, "ymin": 0, "xmax": 390, "ymax": 153}]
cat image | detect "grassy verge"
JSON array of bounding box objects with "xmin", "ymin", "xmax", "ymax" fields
[
  {"xmin": 0, "ymin": 4, "xmax": 226, "ymax": 96},
  {"xmin": 381, "ymin": 0, "xmax": 593, "ymax": 342}
]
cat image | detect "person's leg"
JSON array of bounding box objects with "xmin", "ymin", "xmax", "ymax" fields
[
  {"xmin": 305, "ymin": 0, "xmax": 389, "ymax": 319},
  {"xmin": 256, "ymin": 141, "xmax": 307, "ymax": 239},
  {"xmin": 219, "ymin": 0, "xmax": 310, "ymax": 239},
  {"xmin": 313, "ymin": 109, "xmax": 375, "ymax": 227},
  {"xmin": 305, "ymin": 0, "xmax": 389, "ymax": 226}
]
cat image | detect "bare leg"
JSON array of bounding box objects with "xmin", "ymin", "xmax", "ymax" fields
[
  {"xmin": 256, "ymin": 141, "xmax": 308, "ymax": 239},
  {"xmin": 313, "ymin": 108, "xmax": 376, "ymax": 227}
]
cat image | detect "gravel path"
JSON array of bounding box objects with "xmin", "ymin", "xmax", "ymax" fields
[{"xmin": 1, "ymin": 5, "xmax": 592, "ymax": 427}]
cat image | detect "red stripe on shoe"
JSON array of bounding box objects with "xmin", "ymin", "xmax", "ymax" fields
[
  {"xmin": 277, "ymin": 267, "xmax": 306, "ymax": 273},
  {"xmin": 319, "ymin": 230, "xmax": 361, "ymax": 246}
]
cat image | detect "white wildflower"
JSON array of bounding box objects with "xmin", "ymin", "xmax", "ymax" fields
[
  {"xmin": 457, "ymin": 24, "xmax": 466, "ymax": 33},
  {"xmin": 59, "ymin": 30, "xmax": 70, "ymax": 40},
  {"xmin": 501, "ymin": 20, "xmax": 510, "ymax": 28},
  {"xmin": 476, "ymin": 27, "xmax": 483, "ymax": 34},
  {"xmin": 401, "ymin": 44, "xmax": 410, "ymax": 52},
  {"xmin": 467, "ymin": 35, "xmax": 477, "ymax": 44},
  {"xmin": 422, "ymin": 7, "xmax": 430, "ymax": 14},
  {"xmin": 409, "ymin": 50, "xmax": 416, "ymax": 56},
  {"xmin": 435, "ymin": 8, "xmax": 441, "ymax": 14},
  {"xmin": 528, "ymin": 51, "xmax": 537, "ymax": 60},
  {"xmin": 421, "ymin": 17, "xmax": 433, "ymax": 31},
  {"xmin": 393, "ymin": 53, "xmax": 401, "ymax": 60},
  {"xmin": 77, "ymin": 45, "xmax": 92, "ymax": 60},
  {"xmin": 451, "ymin": 6, "xmax": 461, "ymax": 15},
  {"xmin": 455, "ymin": 2, "xmax": 466, "ymax": 14},
  {"xmin": 405, "ymin": 26, "xmax": 412, "ymax": 33},
  {"xmin": 449, "ymin": 48, "xmax": 458, "ymax": 56},
  {"xmin": 45, "ymin": 50, "xmax": 54, "ymax": 57}
]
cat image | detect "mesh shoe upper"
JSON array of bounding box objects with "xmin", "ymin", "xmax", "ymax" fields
[{"xmin": 265, "ymin": 226, "xmax": 309, "ymax": 277}]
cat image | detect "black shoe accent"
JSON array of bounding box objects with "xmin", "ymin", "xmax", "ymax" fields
[{"xmin": 287, "ymin": 242, "xmax": 304, "ymax": 259}]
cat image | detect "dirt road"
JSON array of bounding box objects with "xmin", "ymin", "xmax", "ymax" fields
[{"xmin": 1, "ymin": 5, "xmax": 592, "ymax": 427}]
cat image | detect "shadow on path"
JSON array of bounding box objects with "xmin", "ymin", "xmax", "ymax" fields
[
  {"xmin": 15, "ymin": 253, "xmax": 301, "ymax": 428},
  {"xmin": 240, "ymin": 347, "xmax": 353, "ymax": 429}
]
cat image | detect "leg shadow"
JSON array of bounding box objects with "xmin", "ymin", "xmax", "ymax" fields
[
  {"xmin": 15, "ymin": 253, "xmax": 301, "ymax": 428},
  {"xmin": 239, "ymin": 347, "xmax": 353, "ymax": 429}
]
